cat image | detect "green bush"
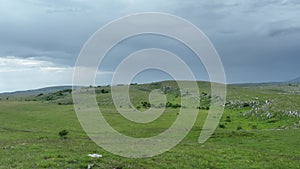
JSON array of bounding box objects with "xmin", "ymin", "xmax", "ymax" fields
[
  {"xmin": 219, "ymin": 124, "xmax": 226, "ymax": 129},
  {"xmin": 197, "ymin": 106, "xmax": 209, "ymax": 110},
  {"xmin": 101, "ymin": 89, "xmax": 109, "ymax": 93},
  {"xmin": 243, "ymin": 102, "xmax": 250, "ymax": 107},
  {"xmin": 141, "ymin": 101, "xmax": 151, "ymax": 108},
  {"xmin": 58, "ymin": 129, "xmax": 69, "ymax": 139},
  {"xmin": 225, "ymin": 116, "xmax": 231, "ymax": 122},
  {"xmin": 252, "ymin": 125, "xmax": 257, "ymax": 129},
  {"xmin": 166, "ymin": 102, "xmax": 181, "ymax": 108}
]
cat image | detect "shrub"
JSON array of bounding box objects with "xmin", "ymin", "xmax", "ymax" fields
[
  {"xmin": 267, "ymin": 118, "xmax": 278, "ymax": 123},
  {"xmin": 59, "ymin": 129, "xmax": 69, "ymax": 139},
  {"xmin": 166, "ymin": 102, "xmax": 173, "ymax": 108},
  {"xmin": 197, "ymin": 106, "xmax": 210, "ymax": 110},
  {"xmin": 101, "ymin": 89, "xmax": 109, "ymax": 93},
  {"xmin": 166, "ymin": 102, "xmax": 181, "ymax": 108},
  {"xmin": 62, "ymin": 89, "xmax": 72, "ymax": 93},
  {"xmin": 130, "ymin": 83, "xmax": 138, "ymax": 85},
  {"xmin": 141, "ymin": 101, "xmax": 151, "ymax": 108},
  {"xmin": 243, "ymin": 102, "xmax": 250, "ymax": 107},
  {"xmin": 46, "ymin": 95, "xmax": 54, "ymax": 101},
  {"xmin": 171, "ymin": 103, "xmax": 181, "ymax": 108},
  {"xmin": 237, "ymin": 126, "xmax": 242, "ymax": 130},
  {"xmin": 225, "ymin": 116, "xmax": 231, "ymax": 122},
  {"xmin": 219, "ymin": 124, "xmax": 226, "ymax": 129}
]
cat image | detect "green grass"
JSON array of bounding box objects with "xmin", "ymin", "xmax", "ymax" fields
[{"xmin": 0, "ymin": 81, "xmax": 300, "ymax": 168}]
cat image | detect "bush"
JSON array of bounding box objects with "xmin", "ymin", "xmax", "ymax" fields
[
  {"xmin": 59, "ymin": 129, "xmax": 69, "ymax": 139},
  {"xmin": 46, "ymin": 95, "xmax": 55, "ymax": 101},
  {"xmin": 141, "ymin": 101, "xmax": 151, "ymax": 108},
  {"xmin": 166, "ymin": 102, "xmax": 173, "ymax": 108},
  {"xmin": 197, "ymin": 106, "xmax": 209, "ymax": 110},
  {"xmin": 62, "ymin": 89, "xmax": 72, "ymax": 93},
  {"xmin": 219, "ymin": 124, "xmax": 226, "ymax": 129},
  {"xmin": 166, "ymin": 102, "xmax": 181, "ymax": 108},
  {"xmin": 225, "ymin": 116, "xmax": 231, "ymax": 122},
  {"xmin": 171, "ymin": 103, "xmax": 181, "ymax": 108},
  {"xmin": 130, "ymin": 83, "xmax": 138, "ymax": 85},
  {"xmin": 267, "ymin": 118, "xmax": 278, "ymax": 123},
  {"xmin": 243, "ymin": 102, "xmax": 250, "ymax": 107},
  {"xmin": 101, "ymin": 89, "xmax": 109, "ymax": 93},
  {"xmin": 237, "ymin": 126, "xmax": 243, "ymax": 130}
]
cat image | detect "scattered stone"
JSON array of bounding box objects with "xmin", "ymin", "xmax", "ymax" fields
[
  {"xmin": 265, "ymin": 111, "xmax": 273, "ymax": 118},
  {"xmin": 87, "ymin": 163, "xmax": 94, "ymax": 169},
  {"xmin": 88, "ymin": 154, "xmax": 102, "ymax": 158},
  {"xmin": 284, "ymin": 110, "xmax": 300, "ymax": 117}
]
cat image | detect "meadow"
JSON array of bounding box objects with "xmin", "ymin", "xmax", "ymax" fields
[{"xmin": 0, "ymin": 81, "xmax": 299, "ymax": 168}]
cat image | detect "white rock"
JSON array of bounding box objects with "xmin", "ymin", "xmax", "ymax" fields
[{"xmin": 88, "ymin": 154, "xmax": 102, "ymax": 158}]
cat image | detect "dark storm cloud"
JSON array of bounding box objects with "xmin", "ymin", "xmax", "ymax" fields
[
  {"xmin": 170, "ymin": 0, "xmax": 300, "ymax": 83},
  {"xmin": 0, "ymin": 0, "xmax": 299, "ymax": 92},
  {"xmin": 0, "ymin": 0, "xmax": 126, "ymax": 65}
]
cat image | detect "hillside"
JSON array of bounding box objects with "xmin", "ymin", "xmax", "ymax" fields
[
  {"xmin": 0, "ymin": 86, "xmax": 80, "ymax": 100},
  {"xmin": 0, "ymin": 80, "xmax": 299, "ymax": 168},
  {"xmin": 8, "ymin": 80, "xmax": 300, "ymax": 121}
]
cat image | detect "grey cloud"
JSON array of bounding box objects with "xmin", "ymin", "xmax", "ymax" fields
[
  {"xmin": 281, "ymin": 0, "xmax": 300, "ymax": 6},
  {"xmin": 23, "ymin": 0, "xmax": 91, "ymax": 12},
  {"xmin": 46, "ymin": 7, "xmax": 87, "ymax": 14},
  {"xmin": 268, "ymin": 27, "xmax": 300, "ymax": 37},
  {"xmin": 0, "ymin": 0, "xmax": 299, "ymax": 86},
  {"xmin": 250, "ymin": 0, "xmax": 280, "ymax": 8}
]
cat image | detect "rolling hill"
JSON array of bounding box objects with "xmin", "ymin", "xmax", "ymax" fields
[
  {"xmin": 289, "ymin": 77, "xmax": 300, "ymax": 83},
  {"xmin": 0, "ymin": 80, "xmax": 300, "ymax": 168},
  {"xmin": 0, "ymin": 86, "xmax": 74, "ymax": 99}
]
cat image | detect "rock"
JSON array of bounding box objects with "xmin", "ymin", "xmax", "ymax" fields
[
  {"xmin": 87, "ymin": 163, "xmax": 94, "ymax": 169},
  {"xmin": 88, "ymin": 154, "xmax": 102, "ymax": 158},
  {"xmin": 265, "ymin": 111, "xmax": 273, "ymax": 118}
]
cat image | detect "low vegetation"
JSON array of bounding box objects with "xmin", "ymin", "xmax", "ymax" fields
[{"xmin": 0, "ymin": 81, "xmax": 299, "ymax": 168}]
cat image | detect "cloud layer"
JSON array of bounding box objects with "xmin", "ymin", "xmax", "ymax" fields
[
  {"xmin": 0, "ymin": 56, "xmax": 73, "ymax": 92},
  {"xmin": 0, "ymin": 56, "xmax": 114, "ymax": 92},
  {"xmin": 0, "ymin": 0, "xmax": 300, "ymax": 91}
]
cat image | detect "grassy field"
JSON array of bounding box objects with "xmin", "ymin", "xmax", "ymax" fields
[{"xmin": 0, "ymin": 81, "xmax": 300, "ymax": 168}]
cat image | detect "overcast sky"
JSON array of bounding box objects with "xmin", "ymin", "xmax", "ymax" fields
[{"xmin": 0, "ymin": 0, "xmax": 300, "ymax": 92}]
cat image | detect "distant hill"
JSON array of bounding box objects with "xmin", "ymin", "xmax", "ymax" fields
[
  {"xmin": 0, "ymin": 86, "xmax": 74, "ymax": 98},
  {"xmin": 289, "ymin": 77, "xmax": 300, "ymax": 83},
  {"xmin": 1, "ymin": 79, "xmax": 299, "ymax": 100}
]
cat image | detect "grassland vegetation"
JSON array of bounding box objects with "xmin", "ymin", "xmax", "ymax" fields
[{"xmin": 0, "ymin": 81, "xmax": 299, "ymax": 168}]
